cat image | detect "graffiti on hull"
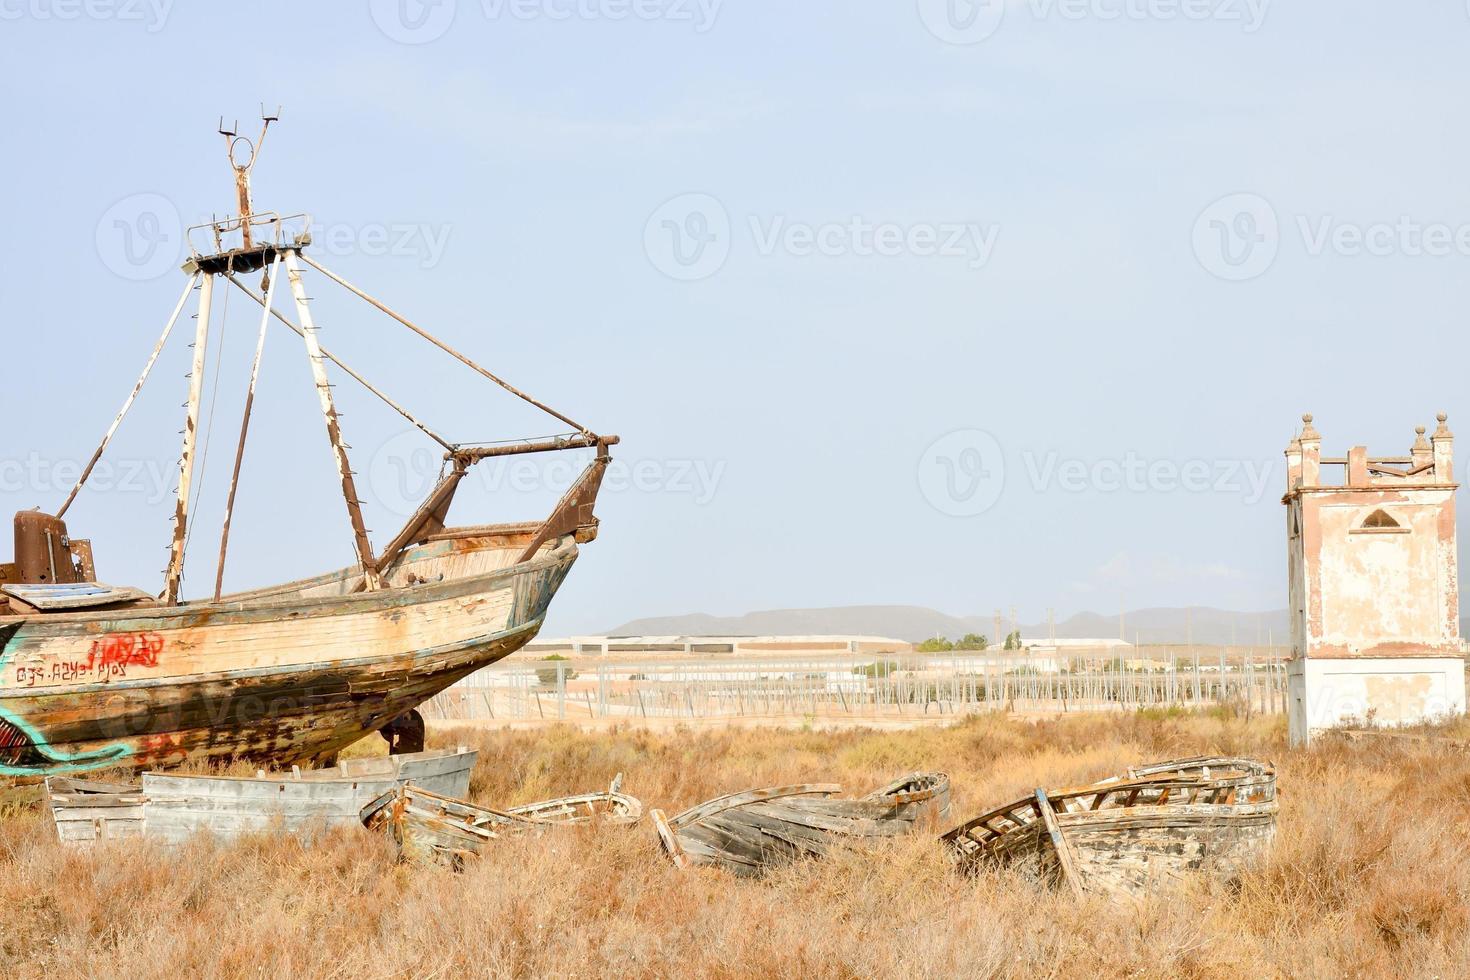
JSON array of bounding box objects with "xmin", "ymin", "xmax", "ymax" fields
[
  {"xmin": 0, "ymin": 622, "xmax": 134, "ymax": 777},
  {"xmin": 12, "ymin": 630, "xmax": 166, "ymax": 688}
]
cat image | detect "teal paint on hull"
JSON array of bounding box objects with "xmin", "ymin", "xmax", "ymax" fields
[{"xmin": 0, "ymin": 622, "xmax": 134, "ymax": 776}]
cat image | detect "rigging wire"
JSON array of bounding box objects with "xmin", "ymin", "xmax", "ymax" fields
[
  {"xmin": 56, "ymin": 273, "xmax": 200, "ymax": 519},
  {"xmin": 299, "ymin": 254, "xmax": 599, "ymax": 442},
  {"xmin": 223, "ymin": 273, "xmax": 455, "ymax": 451}
]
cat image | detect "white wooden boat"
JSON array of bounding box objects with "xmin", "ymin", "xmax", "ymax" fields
[
  {"xmin": 142, "ymin": 747, "xmax": 478, "ymax": 843},
  {"xmin": 45, "ymin": 747, "xmax": 476, "ymax": 845},
  {"xmin": 0, "ymin": 114, "xmax": 615, "ymax": 779}
]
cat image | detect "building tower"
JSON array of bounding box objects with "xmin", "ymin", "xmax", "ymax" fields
[{"xmin": 1284, "ymin": 413, "xmax": 1464, "ymax": 745}]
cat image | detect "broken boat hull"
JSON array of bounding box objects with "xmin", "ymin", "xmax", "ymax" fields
[
  {"xmin": 654, "ymin": 772, "xmax": 952, "ymax": 876},
  {"xmin": 942, "ymin": 757, "xmax": 1278, "ymax": 897}
]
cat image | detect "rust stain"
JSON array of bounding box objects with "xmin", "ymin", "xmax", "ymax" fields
[{"xmin": 1362, "ymin": 674, "xmax": 1434, "ymax": 724}]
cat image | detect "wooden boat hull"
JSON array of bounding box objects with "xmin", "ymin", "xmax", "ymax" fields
[
  {"xmin": 654, "ymin": 772, "xmax": 952, "ymax": 877},
  {"xmin": 987, "ymin": 800, "xmax": 1277, "ymax": 896},
  {"xmin": 866, "ymin": 771, "xmax": 952, "ymax": 828},
  {"xmin": 506, "ymin": 788, "xmax": 644, "ymax": 827},
  {"xmin": 361, "ymin": 783, "xmax": 546, "ymax": 867},
  {"xmin": 0, "ymin": 533, "xmax": 576, "ymax": 778},
  {"xmin": 363, "ymin": 777, "xmax": 644, "ymax": 867},
  {"xmin": 45, "ymin": 748, "xmax": 478, "ymax": 845},
  {"xmin": 143, "ymin": 748, "xmax": 478, "ymax": 844},
  {"xmin": 943, "ymin": 757, "xmax": 1277, "ymax": 897}
]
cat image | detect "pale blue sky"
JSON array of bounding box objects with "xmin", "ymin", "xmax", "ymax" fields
[{"xmin": 2, "ymin": 1, "xmax": 1467, "ymax": 633}]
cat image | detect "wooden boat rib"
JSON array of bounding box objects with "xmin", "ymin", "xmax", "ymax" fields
[
  {"xmin": 867, "ymin": 771, "xmax": 952, "ymax": 813},
  {"xmin": 361, "ymin": 776, "xmax": 645, "ymax": 867},
  {"xmin": 652, "ymin": 772, "xmax": 952, "ymax": 876},
  {"xmin": 362, "ymin": 784, "xmax": 543, "ymax": 867},
  {"xmin": 0, "ymin": 118, "xmax": 617, "ymax": 779},
  {"xmin": 506, "ymin": 775, "xmax": 644, "ymax": 826},
  {"xmin": 44, "ymin": 747, "xmax": 478, "ymax": 845},
  {"xmin": 941, "ymin": 757, "xmax": 1277, "ymax": 897}
]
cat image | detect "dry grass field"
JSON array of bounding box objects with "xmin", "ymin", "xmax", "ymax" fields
[{"xmin": 3, "ymin": 709, "xmax": 1469, "ymax": 978}]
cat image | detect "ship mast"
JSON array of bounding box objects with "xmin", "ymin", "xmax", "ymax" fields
[
  {"xmin": 162, "ymin": 273, "xmax": 213, "ymax": 605},
  {"xmin": 57, "ymin": 108, "xmax": 618, "ymax": 605},
  {"xmin": 190, "ymin": 107, "xmax": 383, "ymax": 596}
]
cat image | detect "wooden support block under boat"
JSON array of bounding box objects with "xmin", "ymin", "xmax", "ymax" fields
[
  {"xmin": 655, "ymin": 773, "xmax": 952, "ymax": 877},
  {"xmin": 941, "ymin": 757, "xmax": 1278, "ymax": 898}
]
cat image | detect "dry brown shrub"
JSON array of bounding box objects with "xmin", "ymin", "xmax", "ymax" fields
[{"xmin": 3, "ymin": 711, "xmax": 1470, "ymax": 978}]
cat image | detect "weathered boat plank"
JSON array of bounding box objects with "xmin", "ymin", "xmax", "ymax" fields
[
  {"xmin": 1034, "ymin": 788, "xmax": 1084, "ymax": 900},
  {"xmin": 505, "ymin": 777, "xmax": 644, "ymax": 826}
]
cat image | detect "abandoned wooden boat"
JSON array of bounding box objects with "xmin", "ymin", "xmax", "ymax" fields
[
  {"xmin": 44, "ymin": 747, "xmax": 477, "ymax": 845},
  {"xmin": 142, "ymin": 746, "xmax": 477, "ymax": 843},
  {"xmin": 362, "ymin": 774, "xmax": 645, "ymax": 867},
  {"xmin": 0, "ymin": 113, "xmax": 616, "ymax": 779},
  {"xmin": 361, "ymin": 783, "xmax": 545, "ymax": 867},
  {"xmin": 652, "ymin": 771, "xmax": 951, "ymax": 876},
  {"xmin": 505, "ymin": 774, "xmax": 644, "ymax": 826},
  {"xmin": 867, "ymin": 771, "xmax": 953, "ymax": 825},
  {"xmin": 941, "ymin": 757, "xmax": 1277, "ymax": 898}
]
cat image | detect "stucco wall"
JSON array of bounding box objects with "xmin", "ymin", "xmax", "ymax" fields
[{"xmin": 1289, "ymin": 656, "xmax": 1465, "ymax": 740}]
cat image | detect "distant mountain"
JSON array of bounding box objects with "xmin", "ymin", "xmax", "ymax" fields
[
  {"xmin": 608, "ymin": 605, "xmax": 1295, "ymax": 646},
  {"xmin": 609, "ymin": 606, "xmax": 986, "ymax": 643}
]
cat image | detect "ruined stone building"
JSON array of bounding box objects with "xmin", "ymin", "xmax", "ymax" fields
[{"xmin": 1284, "ymin": 414, "xmax": 1464, "ymax": 744}]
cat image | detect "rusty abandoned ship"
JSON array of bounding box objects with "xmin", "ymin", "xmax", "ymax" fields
[{"xmin": 0, "ymin": 112, "xmax": 616, "ymax": 779}]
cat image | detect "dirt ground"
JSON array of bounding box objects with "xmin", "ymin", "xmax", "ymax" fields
[{"xmin": 3, "ymin": 710, "xmax": 1468, "ymax": 978}]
